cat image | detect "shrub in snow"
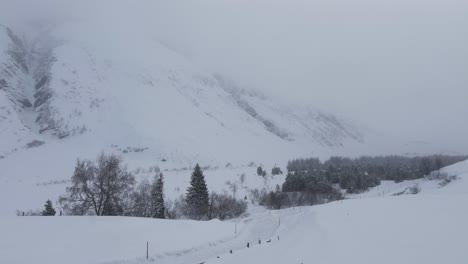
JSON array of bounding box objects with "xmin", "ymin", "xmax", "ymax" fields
[
  {"xmin": 208, "ymin": 192, "xmax": 247, "ymax": 220},
  {"xmin": 260, "ymin": 185, "xmax": 290, "ymax": 210},
  {"xmin": 249, "ymin": 188, "xmax": 269, "ymax": 205},
  {"xmin": 271, "ymin": 166, "xmax": 283, "ymax": 175},
  {"xmin": 408, "ymin": 184, "xmax": 421, "ymax": 194},
  {"xmin": 163, "ymin": 199, "xmax": 180, "ymax": 219},
  {"xmin": 16, "ymin": 209, "xmax": 42, "ymax": 216},
  {"xmin": 425, "ymin": 170, "xmax": 458, "ymax": 186},
  {"xmin": 439, "ymin": 175, "xmax": 458, "ymax": 187}
]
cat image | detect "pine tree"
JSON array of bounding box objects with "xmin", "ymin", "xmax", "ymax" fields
[
  {"xmin": 42, "ymin": 200, "xmax": 56, "ymax": 216},
  {"xmin": 151, "ymin": 173, "xmax": 165, "ymax": 219},
  {"xmin": 186, "ymin": 164, "xmax": 209, "ymax": 219}
]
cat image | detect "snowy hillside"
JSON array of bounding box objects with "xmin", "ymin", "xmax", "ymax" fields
[
  {"xmin": 0, "ymin": 22, "xmax": 371, "ymax": 165},
  {"xmin": 1, "ymin": 160, "xmax": 467, "ymax": 264},
  {"xmin": 208, "ymin": 160, "xmax": 468, "ymax": 264}
]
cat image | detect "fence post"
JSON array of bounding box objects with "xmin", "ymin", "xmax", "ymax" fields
[{"xmin": 146, "ymin": 242, "xmax": 148, "ymax": 260}]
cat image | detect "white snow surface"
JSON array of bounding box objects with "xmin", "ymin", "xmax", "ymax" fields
[{"xmin": 1, "ymin": 160, "xmax": 468, "ymax": 264}]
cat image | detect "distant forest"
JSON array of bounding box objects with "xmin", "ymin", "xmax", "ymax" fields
[
  {"xmin": 284, "ymin": 155, "xmax": 467, "ymax": 193},
  {"xmin": 258, "ymin": 155, "xmax": 468, "ymax": 209}
]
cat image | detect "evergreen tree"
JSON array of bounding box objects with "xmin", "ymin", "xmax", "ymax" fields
[
  {"xmin": 42, "ymin": 200, "xmax": 56, "ymax": 216},
  {"xmin": 186, "ymin": 164, "xmax": 209, "ymax": 219},
  {"xmin": 257, "ymin": 166, "xmax": 263, "ymax": 176},
  {"xmin": 151, "ymin": 173, "xmax": 165, "ymax": 219}
]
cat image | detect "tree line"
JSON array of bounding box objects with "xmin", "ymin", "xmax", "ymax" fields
[
  {"xmin": 58, "ymin": 153, "xmax": 247, "ymax": 220},
  {"xmin": 274, "ymin": 155, "xmax": 467, "ymax": 208}
]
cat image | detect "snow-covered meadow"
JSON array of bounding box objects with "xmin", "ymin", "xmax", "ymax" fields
[{"xmin": 1, "ymin": 160, "xmax": 468, "ymax": 264}]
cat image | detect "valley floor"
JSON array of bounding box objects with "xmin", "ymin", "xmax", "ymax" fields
[{"xmin": 1, "ymin": 160, "xmax": 468, "ymax": 264}]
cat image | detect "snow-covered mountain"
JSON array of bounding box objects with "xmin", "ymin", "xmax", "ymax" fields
[{"xmin": 0, "ymin": 22, "xmax": 372, "ymax": 165}]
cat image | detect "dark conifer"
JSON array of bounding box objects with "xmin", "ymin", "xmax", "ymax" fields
[
  {"xmin": 151, "ymin": 173, "xmax": 165, "ymax": 219},
  {"xmin": 42, "ymin": 200, "xmax": 56, "ymax": 216},
  {"xmin": 186, "ymin": 164, "xmax": 209, "ymax": 219}
]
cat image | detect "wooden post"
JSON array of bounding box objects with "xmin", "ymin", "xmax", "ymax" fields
[{"xmin": 146, "ymin": 242, "xmax": 148, "ymax": 259}]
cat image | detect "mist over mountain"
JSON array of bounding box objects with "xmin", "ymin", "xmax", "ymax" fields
[{"xmin": 2, "ymin": 0, "xmax": 466, "ymax": 163}]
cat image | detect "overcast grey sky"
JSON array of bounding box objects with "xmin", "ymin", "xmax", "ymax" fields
[
  {"xmin": 2, "ymin": 0, "xmax": 468, "ymax": 151},
  {"xmin": 147, "ymin": 0, "xmax": 468, "ymax": 151}
]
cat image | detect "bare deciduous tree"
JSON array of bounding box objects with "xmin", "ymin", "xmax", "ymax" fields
[
  {"xmin": 60, "ymin": 153, "xmax": 135, "ymax": 216},
  {"xmin": 226, "ymin": 180, "xmax": 238, "ymax": 198}
]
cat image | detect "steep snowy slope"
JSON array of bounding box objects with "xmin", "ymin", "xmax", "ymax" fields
[
  {"xmin": 0, "ymin": 25, "xmax": 39, "ymax": 157},
  {"xmin": 0, "ymin": 22, "xmax": 370, "ymax": 164}
]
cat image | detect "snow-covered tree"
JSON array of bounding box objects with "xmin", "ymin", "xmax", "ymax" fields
[
  {"xmin": 186, "ymin": 164, "xmax": 209, "ymax": 219},
  {"xmin": 41, "ymin": 200, "xmax": 56, "ymax": 216},
  {"xmin": 151, "ymin": 173, "xmax": 165, "ymax": 219}
]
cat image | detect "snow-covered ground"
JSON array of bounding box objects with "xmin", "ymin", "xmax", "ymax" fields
[
  {"xmin": 0, "ymin": 216, "xmax": 233, "ymax": 264},
  {"xmin": 1, "ymin": 160, "xmax": 467, "ymax": 264},
  {"xmin": 203, "ymin": 160, "xmax": 468, "ymax": 264}
]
